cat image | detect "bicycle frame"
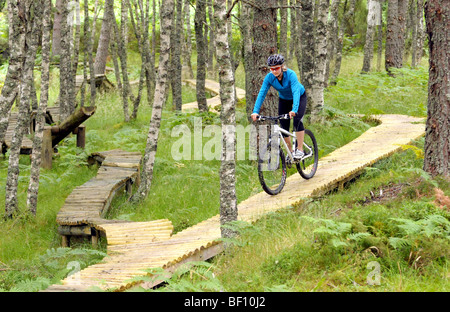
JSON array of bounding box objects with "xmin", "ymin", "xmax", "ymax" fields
[{"xmin": 270, "ymin": 124, "xmax": 313, "ymax": 164}]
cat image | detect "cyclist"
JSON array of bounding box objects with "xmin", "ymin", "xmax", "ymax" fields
[{"xmin": 251, "ymin": 54, "xmax": 308, "ymax": 159}]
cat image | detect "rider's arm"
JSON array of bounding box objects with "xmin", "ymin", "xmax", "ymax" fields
[
  {"xmin": 289, "ymin": 71, "xmax": 305, "ymax": 114},
  {"xmin": 252, "ymin": 74, "xmax": 272, "ymax": 115}
]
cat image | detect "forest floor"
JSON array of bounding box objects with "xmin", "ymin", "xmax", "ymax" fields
[{"xmin": 0, "ymin": 52, "xmax": 449, "ymax": 292}]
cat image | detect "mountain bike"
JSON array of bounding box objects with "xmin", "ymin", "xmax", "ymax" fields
[{"xmin": 256, "ymin": 114, "xmax": 318, "ymax": 195}]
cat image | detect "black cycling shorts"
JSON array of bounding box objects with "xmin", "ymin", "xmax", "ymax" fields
[{"xmin": 278, "ymin": 93, "xmax": 307, "ymax": 137}]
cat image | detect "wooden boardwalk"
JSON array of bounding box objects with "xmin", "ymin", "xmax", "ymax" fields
[
  {"xmin": 182, "ymin": 79, "xmax": 246, "ymax": 112},
  {"xmin": 43, "ymin": 79, "xmax": 425, "ymax": 292},
  {"xmin": 43, "ymin": 113, "xmax": 425, "ymax": 292},
  {"xmin": 56, "ymin": 149, "xmax": 143, "ymax": 248},
  {"xmin": 3, "ymin": 112, "xmax": 34, "ymax": 154}
]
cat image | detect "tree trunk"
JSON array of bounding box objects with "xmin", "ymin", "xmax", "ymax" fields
[
  {"xmin": 207, "ymin": 0, "xmax": 216, "ymax": 79},
  {"xmin": 279, "ymin": 0, "xmax": 288, "ymax": 57},
  {"xmin": 5, "ymin": 0, "xmax": 40, "ymax": 218},
  {"xmin": 325, "ymin": 0, "xmax": 340, "ymax": 86},
  {"xmin": 182, "ymin": 0, "xmax": 194, "ymax": 79},
  {"xmin": 132, "ymin": 0, "xmax": 174, "ymax": 202},
  {"xmin": 300, "ymin": 0, "xmax": 314, "ymax": 99},
  {"xmin": 86, "ymin": 0, "xmax": 96, "ymax": 107},
  {"xmin": 411, "ymin": 0, "xmax": 424, "ymax": 68},
  {"xmin": 423, "ymin": 0, "xmax": 449, "ymax": 177},
  {"xmin": 289, "ymin": 0, "xmax": 297, "ymax": 61},
  {"xmin": 362, "ymin": 0, "xmax": 381, "ymax": 73},
  {"xmin": 385, "ymin": 0, "xmax": 408, "ymax": 74},
  {"xmin": 0, "ymin": 0, "xmax": 27, "ymax": 152},
  {"xmin": 172, "ymin": 0, "xmax": 183, "ymax": 112},
  {"xmin": 377, "ymin": 0, "xmax": 384, "ymax": 71},
  {"xmin": 214, "ymin": 0, "xmax": 238, "ymax": 240},
  {"xmin": 59, "ymin": 0, "xmax": 72, "ymax": 120},
  {"xmin": 27, "ymin": 0, "xmax": 52, "ymax": 216},
  {"xmin": 194, "ymin": 0, "xmax": 208, "ymax": 112},
  {"xmin": 330, "ymin": 0, "xmax": 356, "ymax": 86},
  {"xmin": 112, "ymin": 3, "xmax": 132, "ymax": 121},
  {"xmin": 240, "ymin": 1, "xmax": 254, "ymax": 120},
  {"xmin": 251, "ymin": 0, "xmax": 278, "ymax": 118},
  {"xmin": 52, "ymin": 0, "xmax": 62, "ymax": 56},
  {"xmin": 309, "ymin": 0, "xmax": 329, "ymax": 120},
  {"xmin": 94, "ymin": 0, "xmax": 114, "ymax": 75}
]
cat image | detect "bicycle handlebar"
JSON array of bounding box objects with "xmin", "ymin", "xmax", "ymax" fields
[{"xmin": 257, "ymin": 114, "xmax": 290, "ymax": 121}]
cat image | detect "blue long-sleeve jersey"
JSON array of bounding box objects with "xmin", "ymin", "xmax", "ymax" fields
[{"xmin": 252, "ymin": 68, "xmax": 305, "ymax": 115}]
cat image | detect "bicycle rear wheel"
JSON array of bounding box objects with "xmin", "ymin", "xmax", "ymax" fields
[
  {"xmin": 296, "ymin": 129, "xmax": 319, "ymax": 179},
  {"xmin": 258, "ymin": 141, "xmax": 287, "ymax": 195}
]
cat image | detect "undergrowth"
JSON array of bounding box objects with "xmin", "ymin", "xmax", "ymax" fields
[{"xmin": 0, "ymin": 52, "xmax": 443, "ymax": 292}]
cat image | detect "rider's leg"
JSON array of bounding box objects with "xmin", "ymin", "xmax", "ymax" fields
[{"xmin": 293, "ymin": 93, "xmax": 307, "ymax": 154}]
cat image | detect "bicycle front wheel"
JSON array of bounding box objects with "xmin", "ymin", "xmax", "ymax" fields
[
  {"xmin": 296, "ymin": 129, "xmax": 319, "ymax": 179},
  {"xmin": 258, "ymin": 142, "xmax": 287, "ymax": 195}
]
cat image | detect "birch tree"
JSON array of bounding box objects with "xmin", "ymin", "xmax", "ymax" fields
[
  {"xmin": 194, "ymin": 0, "xmax": 208, "ymax": 112},
  {"xmin": 94, "ymin": 0, "xmax": 114, "ymax": 75},
  {"xmin": 27, "ymin": 0, "xmax": 52, "ymax": 216},
  {"xmin": 309, "ymin": 0, "xmax": 329, "ymax": 120},
  {"xmin": 132, "ymin": 0, "xmax": 174, "ymax": 202},
  {"xmin": 423, "ymin": 0, "xmax": 449, "ymax": 177},
  {"xmin": 214, "ymin": 0, "xmax": 238, "ymax": 240},
  {"xmin": 0, "ymin": 0, "xmax": 27, "ymax": 153},
  {"xmin": 362, "ymin": 0, "xmax": 381, "ymax": 73},
  {"xmin": 5, "ymin": 0, "xmax": 41, "ymax": 218}
]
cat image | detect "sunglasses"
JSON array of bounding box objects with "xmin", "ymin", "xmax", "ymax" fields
[{"xmin": 270, "ymin": 66, "xmax": 281, "ymax": 72}]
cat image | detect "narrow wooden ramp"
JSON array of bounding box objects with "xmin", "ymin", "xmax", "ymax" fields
[
  {"xmin": 3, "ymin": 113, "xmax": 34, "ymax": 154},
  {"xmin": 43, "ymin": 114, "xmax": 425, "ymax": 292},
  {"xmin": 182, "ymin": 79, "xmax": 246, "ymax": 112}
]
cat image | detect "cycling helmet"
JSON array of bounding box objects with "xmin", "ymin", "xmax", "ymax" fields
[{"xmin": 267, "ymin": 54, "xmax": 285, "ymax": 67}]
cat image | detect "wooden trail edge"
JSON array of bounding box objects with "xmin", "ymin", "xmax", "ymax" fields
[{"xmin": 43, "ymin": 80, "xmax": 425, "ymax": 292}]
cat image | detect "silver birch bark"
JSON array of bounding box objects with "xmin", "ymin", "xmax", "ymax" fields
[
  {"xmin": 325, "ymin": 0, "xmax": 340, "ymax": 86},
  {"xmin": 310, "ymin": 0, "xmax": 329, "ymax": 120},
  {"xmin": 172, "ymin": 0, "xmax": 183, "ymax": 112},
  {"xmin": 0, "ymin": 0, "xmax": 27, "ymax": 153},
  {"xmin": 94, "ymin": 0, "xmax": 114, "ymax": 75},
  {"xmin": 362, "ymin": 0, "xmax": 381, "ymax": 73},
  {"xmin": 182, "ymin": 0, "xmax": 194, "ymax": 79},
  {"xmin": 59, "ymin": 0, "xmax": 72, "ymax": 119},
  {"xmin": 330, "ymin": 0, "xmax": 356, "ymax": 85},
  {"xmin": 86, "ymin": 0, "xmax": 96, "ymax": 107},
  {"xmin": 377, "ymin": 0, "xmax": 384, "ymax": 71},
  {"xmin": 214, "ymin": 0, "xmax": 238, "ymax": 240},
  {"xmin": 132, "ymin": 0, "xmax": 174, "ymax": 202},
  {"xmin": 5, "ymin": 0, "xmax": 41, "ymax": 218},
  {"xmin": 27, "ymin": 0, "xmax": 52, "ymax": 216},
  {"xmin": 194, "ymin": 0, "xmax": 208, "ymax": 112},
  {"xmin": 207, "ymin": 0, "xmax": 216, "ymax": 79}
]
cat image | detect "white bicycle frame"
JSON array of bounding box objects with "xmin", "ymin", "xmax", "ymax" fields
[{"xmin": 270, "ymin": 124, "xmax": 313, "ymax": 163}]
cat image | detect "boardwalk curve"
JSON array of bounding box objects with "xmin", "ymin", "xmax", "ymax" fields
[{"xmin": 44, "ymin": 81, "xmax": 425, "ymax": 292}]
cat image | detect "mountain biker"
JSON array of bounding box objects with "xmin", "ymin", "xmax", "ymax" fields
[{"xmin": 251, "ymin": 54, "xmax": 308, "ymax": 159}]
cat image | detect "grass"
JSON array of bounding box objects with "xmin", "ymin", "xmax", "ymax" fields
[{"xmin": 1, "ymin": 50, "xmax": 447, "ymax": 292}]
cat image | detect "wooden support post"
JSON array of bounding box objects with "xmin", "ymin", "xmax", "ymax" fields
[
  {"xmin": 42, "ymin": 127, "xmax": 53, "ymax": 169},
  {"xmin": 91, "ymin": 229, "xmax": 99, "ymax": 248},
  {"xmin": 61, "ymin": 235, "xmax": 70, "ymax": 247},
  {"xmin": 126, "ymin": 179, "xmax": 133, "ymax": 195},
  {"xmin": 74, "ymin": 125, "xmax": 86, "ymax": 149}
]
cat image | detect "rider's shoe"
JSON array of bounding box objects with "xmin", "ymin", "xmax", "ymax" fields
[{"xmin": 293, "ymin": 149, "xmax": 305, "ymax": 160}]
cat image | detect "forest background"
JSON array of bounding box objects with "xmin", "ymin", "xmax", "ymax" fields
[{"xmin": 0, "ymin": 0, "xmax": 449, "ymax": 292}]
